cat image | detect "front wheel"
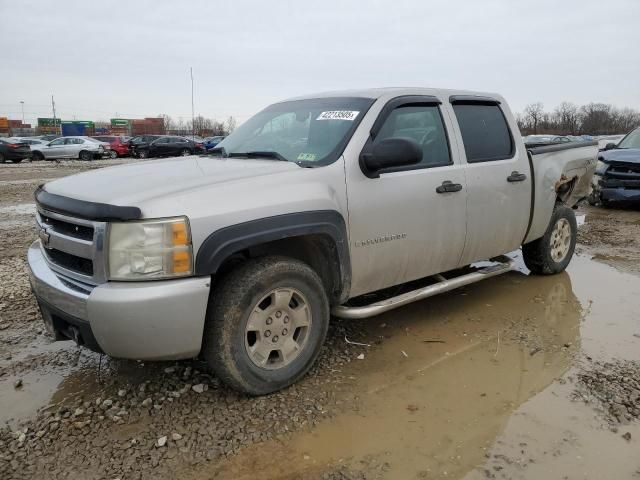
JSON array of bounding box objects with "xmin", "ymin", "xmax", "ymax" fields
[
  {"xmin": 109, "ymin": 150, "xmax": 118, "ymax": 159},
  {"xmin": 202, "ymin": 256, "xmax": 329, "ymax": 395},
  {"xmin": 522, "ymin": 205, "xmax": 577, "ymax": 275},
  {"xmin": 180, "ymin": 148, "xmax": 191, "ymax": 156},
  {"xmin": 137, "ymin": 150, "xmax": 148, "ymax": 159}
]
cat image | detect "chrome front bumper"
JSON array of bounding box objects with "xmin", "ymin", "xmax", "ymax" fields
[{"xmin": 28, "ymin": 241, "xmax": 211, "ymax": 360}]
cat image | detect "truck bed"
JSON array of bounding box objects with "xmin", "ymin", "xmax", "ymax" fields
[{"xmin": 524, "ymin": 141, "xmax": 598, "ymax": 243}]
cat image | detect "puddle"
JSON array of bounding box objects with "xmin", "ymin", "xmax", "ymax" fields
[
  {"xmin": 0, "ymin": 339, "xmax": 161, "ymax": 427},
  {"xmin": 192, "ymin": 253, "xmax": 640, "ymax": 480}
]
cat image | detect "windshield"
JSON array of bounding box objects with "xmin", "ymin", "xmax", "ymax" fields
[
  {"xmin": 617, "ymin": 129, "xmax": 640, "ymax": 149},
  {"xmin": 216, "ymin": 97, "xmax": 374, "ymax": 165}
]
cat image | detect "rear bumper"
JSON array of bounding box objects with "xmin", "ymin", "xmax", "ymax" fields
[
  {"xmin": 3, "ymin": 150, "xmax": 31, "ymax": 160},
  {"xmin": 28, "ymin": 241, "xmax": 211, "ymax": 360}
]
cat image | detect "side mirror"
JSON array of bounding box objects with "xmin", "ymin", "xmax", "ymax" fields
[
  {"xmin": 604, "ymin": 142, "xmax": 617, "ymax": 151},
  {"xmin": 361, "ymin": 137, "xmax": 422, "ymax": 178}
]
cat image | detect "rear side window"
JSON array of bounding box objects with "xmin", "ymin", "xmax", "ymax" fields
[{"xmin": 452, "ymin": 103, "xmax": 514, "ymax": 162}]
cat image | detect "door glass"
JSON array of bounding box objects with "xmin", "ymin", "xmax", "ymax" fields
[
  {"xmin": 374, "ymin": 105, "xmax": 451, "ymax": 168},
  {"xmin": 452, "ymin": 104, "xmax": 514, "ymax": 162},
  {"xmin": 49, "ymin": 138, "xmax": 65, "ymax": 146}
]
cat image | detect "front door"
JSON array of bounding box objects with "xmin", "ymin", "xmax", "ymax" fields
[
  {"xmin": 45, "ymin": 137, "xmax": 67, "ymax": 159},
  {"xmin": 346, "ymin": 96, "xmax": 468, "ymax": 297}
]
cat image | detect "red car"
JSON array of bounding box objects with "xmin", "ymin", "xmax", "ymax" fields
[{"xmin": 92, "ymin": 136, "xmax": 130, "ymax": 158}]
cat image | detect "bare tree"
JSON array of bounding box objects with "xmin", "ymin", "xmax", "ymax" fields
[
  {"xmin": 523, "ymin": 103, "xmax": 545, "ymax": 134},
  {"xmin": 158, "ymin": 114, "xmax": 175, "ymax": 134},
  {"xmin": 553, "ymin": 102, "xmax": 580, "ymax": 135},
  {"xmin": 225, "ymin": 116, "xmax": 237, "ymax": 134}
]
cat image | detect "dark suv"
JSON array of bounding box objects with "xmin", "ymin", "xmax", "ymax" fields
[
  {"xmin": 130, "ymin": 135, "xmax": 203, "ymax": 159},
  {"xmin": 590, "ymin": 127, "xmax": 640, "ymax": 206}
]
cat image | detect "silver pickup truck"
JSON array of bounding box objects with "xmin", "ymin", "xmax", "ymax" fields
[{"xmin": 27, "ymin": 88, "xmax": 598, "ymax": 394}]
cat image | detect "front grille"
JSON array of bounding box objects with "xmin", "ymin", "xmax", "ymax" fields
[
  {"xmin": 40, "ymin": 213, "xmax": 94, "ymax": 241},
  {"xmin": 46, "ymin": 249, "xmax": 94, "ymax": 276},
  {"xmin": 36, "ymin": 208, "xmax": 107, "ymax": 285}
]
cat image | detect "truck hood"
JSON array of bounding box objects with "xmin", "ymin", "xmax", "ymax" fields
[
  {"xmin": 43, "ymin": 156, "xmax": 301, "ymax": 206},
  {"xmin": 600, "ymin": 148, "xmax": 640, "ymax": 164}
]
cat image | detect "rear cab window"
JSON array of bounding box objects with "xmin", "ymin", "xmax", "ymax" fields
[{"xmin": 451, "ymin": 100, "xmax": 514, "ymax": 163}]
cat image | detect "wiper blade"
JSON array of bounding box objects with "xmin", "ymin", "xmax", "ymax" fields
[{"xmin": 228, "ymin": 151, "xmax": 288, "ymax": 161}]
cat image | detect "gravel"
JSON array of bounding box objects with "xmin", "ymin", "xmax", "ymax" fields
[{"xmin": 572, "ymin": 359, "xmax": 640, "ymax": 425}]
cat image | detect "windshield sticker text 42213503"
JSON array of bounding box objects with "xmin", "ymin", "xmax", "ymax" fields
[{"xmin": 316, "ymin": 111, "xmax": 360, "ymax": 121}]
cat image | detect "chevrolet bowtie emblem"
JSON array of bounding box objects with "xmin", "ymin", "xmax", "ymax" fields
[{"xmin": 39, "ymin": 227, "xmax": 51, "ymax": 247}]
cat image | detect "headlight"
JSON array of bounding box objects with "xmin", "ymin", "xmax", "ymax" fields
[
  {"xmin": 595, "ymin": 160, "xmax": 607, "ymax": 174},
  {"xmin": 108, "ymin": 217, "xmax": 193, "ymax": 280}
]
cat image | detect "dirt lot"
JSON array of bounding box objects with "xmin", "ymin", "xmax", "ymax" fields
[{"xmin": 1, "ymin": 160, "xmax": 639, "ymax": 480}]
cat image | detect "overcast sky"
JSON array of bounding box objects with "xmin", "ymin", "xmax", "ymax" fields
[{"xmin": 1, "ymin": 0, "xmax": 638, "ymax": 126}]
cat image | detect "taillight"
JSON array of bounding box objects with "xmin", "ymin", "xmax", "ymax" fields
[{"xmin": 7, "ymin": 144, "xmax": 19, "ymax": 148}]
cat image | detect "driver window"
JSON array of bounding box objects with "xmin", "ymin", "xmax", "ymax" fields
[{"xmin": 374, "ymin": 105, "xmax": 451, "ymax": 168}]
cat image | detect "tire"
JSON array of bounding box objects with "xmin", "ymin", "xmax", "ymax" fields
[
  {"xmin": 180, "ymin": 148, "xmax": 191, "ymax": 156},
  {"xmin": 79, "ymin": 150, "xmax": 92, "ymax": 161},
  {"xmin": 137, "ymin": 150, "xmax": 148, "ymax": 159},
  {"xmin": 10, "ymin": 158, "xmax": 23, "ymax": 163},
  {"xmin": 522, "ymin": 204, "xmax": 577, "ymax": 275},
  {"xmin": 109, "ymin": 150, "xmax": 118, "ymax": 159},
  {"xmin": 32, "ymin": 151, "xmax": 44, "ymax": 161},
  {"xmin": 202, "ymin": 256, "xmax": 330, "ymax": 395}
]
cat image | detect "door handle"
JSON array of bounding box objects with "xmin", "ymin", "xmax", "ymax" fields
[
  {"xmin": 507, "ymin": 171, "xmax": 527, "ymax": 182},
  {"xmin": 436, "ymin": 180, "xmax": 463, "ymax": 194}
]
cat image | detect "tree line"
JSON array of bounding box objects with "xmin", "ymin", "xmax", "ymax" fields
[
  {"xmin": 517, "ymin": 102, "xmax": 640, "ymax": 136},
  {"xmin": 160, "ymin": 114, "xmax": 237, "ymax": 137}
]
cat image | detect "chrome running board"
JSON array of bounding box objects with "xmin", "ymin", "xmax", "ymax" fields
[{"xmin": 332, "ymin": 255, "xmax": 516, "ymax": 320}]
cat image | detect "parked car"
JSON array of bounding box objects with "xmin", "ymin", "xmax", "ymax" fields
[
  {"xmin": 0, "ymin": 138, "xmax": 32, "ymax": 163},
  {"xmin": 28, "ymin": 87, "xmax": 598, "ymax": 395},
  {"xmin": 30, "ymin": 136, "xmax": 111, "ymax": 161},
  {"xmin": 131, "ymin": 135, "xmax": 202, "ymax": 158},
  {"xmin": 92, "ymin": 135, "xmax": 130, "ymax": 158},
  {"xmin": 36, "ymin": 135, "xmax": 61, "ymax": 142},
  {"xmin": 203, "ymin": 136, "xmax": 226, "ymax": 151},
  {"xmin": 10, "ymin": 137, "xmax": 50, "ymax": 149},
  {"xmin": 523, "ymin": 135, "xmax": 572, "ymax": 145},
  {"xmin": 589, "ymin": 127, "xmax": 640, "ymax": 206}
]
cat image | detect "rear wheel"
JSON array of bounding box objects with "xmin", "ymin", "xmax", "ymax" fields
[
  {"xmin": 180, "ymin": 148, "xmax": 191, "ymax": 156},
  {"xmin": 523, "ymin": 205, "xmax": 577, "ymax": 275},
  {"xmin": 137, "ymin": 150, "xmax": 148, "ymax": 159},
  {"xmin": 109, "ymin": 150, "xmax": 118, "ymax": 159},
  {"xmin": 202, "ymin": 256, "xmax": 329, "ymax": 395},
  {"xmin": 32, "ymin": 151, "xmax": 44, "ymax": 161},
  {"xmin": 79, "ymin": 150, "xmax": 92, "ymax": 161}
]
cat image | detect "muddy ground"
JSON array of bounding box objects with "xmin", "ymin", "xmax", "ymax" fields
[{"xmin": 1, "ymin": 159, "xmax": 639, "ymax": 479}]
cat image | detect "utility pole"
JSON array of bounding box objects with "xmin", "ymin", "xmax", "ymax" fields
[
  {"xmin": 190, "ymin": 67, "xmax": 195, "ymax": 141},
  {"xmin": 20, "ymin": 101, "xmax": 25, "ymax": 125},
  {"xmin": 51, "ymin": 95, "xmax": 59, "ymax": 135}
]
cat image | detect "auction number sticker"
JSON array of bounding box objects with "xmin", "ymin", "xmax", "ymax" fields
[
  {"xmin": 297, "ymin": 153, "xmax": 316, "ymax": 161},
  {"xmin": 316, "ymin": 110, "xmax": 360, "ymax": 121}
]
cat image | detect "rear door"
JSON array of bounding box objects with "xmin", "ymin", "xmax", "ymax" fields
[
  {"xmin": 446, "ymin": 97, "xmax": 531, "ymax": 264},
  {"xmin": 346, "ymin": 95, "xmax": 468, "ymax": 297}
]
